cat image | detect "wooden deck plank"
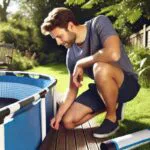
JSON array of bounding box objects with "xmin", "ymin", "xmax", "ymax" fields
[
  {"xmin": 82, "ymin": 121, "xmax": 99, "ymax": 150},
  {"xmin": 40, "ymin": 128, "xmax": 58, "ymax": 150},
  {"xmin": 56, "ymin": 127, "xmax": 66, "ymax": 150},
  {"xmin": 74, "ymin": 125, "xmax": 88, "ymax": 150},
  {"xmin": 40, "ymin": 117, "xmax": 104, "ymax": 150},
  {"xmin": 66, "ymin": 129, "xmax": 76, "ymax": 150}
]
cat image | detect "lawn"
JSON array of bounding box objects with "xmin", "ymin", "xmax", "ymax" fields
[
  {"xmin": 28, "ymin": 63, "xmax": 150, "ymax": 150},
  {"xmin": 28, "ymin": 63, "xmax": 94, "ymax": 94}
]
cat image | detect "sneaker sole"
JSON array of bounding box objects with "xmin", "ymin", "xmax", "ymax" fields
[{"xmin": 93, "ymin": 126, "xmax": 120, "ymax": 138}]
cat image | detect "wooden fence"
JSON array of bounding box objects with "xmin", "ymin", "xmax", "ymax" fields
[{"xmin": 128, "ymin": 25, "xmax": 150, "ymax": 49}]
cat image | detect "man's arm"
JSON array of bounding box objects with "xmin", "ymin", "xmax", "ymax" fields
[
  {"xmin": 78, "ymin": 35, "xmax": 120, "ymax": 68},
  {"xmin": 56, "ymin": 74, "xmax": 78, "ymax": 117},
  {"xmin": 51, "ymin": 74, "xmax": 78, "ymax": 130},
  {"xmin": 73, "ymin": 35, "xmax": 120, "ymax": 87}
]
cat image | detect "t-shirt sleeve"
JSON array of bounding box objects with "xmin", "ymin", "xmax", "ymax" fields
[{"xmin": 94, "ymin": 15, "xmax": 118, "ymax": 45}]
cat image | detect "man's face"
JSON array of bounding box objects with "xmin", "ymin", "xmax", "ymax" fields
[{"xmin": 50, "ymin": 27, "xmax": 76, "ymax": 48}]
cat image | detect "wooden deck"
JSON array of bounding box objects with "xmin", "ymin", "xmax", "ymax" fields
[{"xmin": 40, "ymin": 117, "xmax": 106, "ymax": 150}]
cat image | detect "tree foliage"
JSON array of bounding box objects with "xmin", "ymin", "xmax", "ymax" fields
[
  {"xmin": 0, "ymin": 13, "xmax": 41, "ymax": 52},
  {"xmin": 66, "ymin": 0, "xmax": 150, "ymax": 38},
  {"xmin": 18, "ymin": 0, "xmax": 66, "ymax": 27},
  {"xmin": 0, "ymin": 0, "xmax": 100, "ymax": 64},
  {"xmin": 16, "ymin": 0, "xmax": 99, "ymax": 54}
]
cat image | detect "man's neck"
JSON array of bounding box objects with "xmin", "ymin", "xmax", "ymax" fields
[{"xmin": 75, "ymin": 24, "xmax": 87, "ymax": 46}]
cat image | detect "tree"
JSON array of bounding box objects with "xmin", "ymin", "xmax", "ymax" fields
[
  {"xmin": 17, "ymin": 0, "xmax": 99, "ymax": 53},
  {"xmin": 65, "ymin": 0, "xmax": 150, "ymax": 38},
  {"xmin": 0, "ymin": 0, "xmax": 11, "ymax": 22},
  {"xmin": 18, "ymin": 0, "xmax": 66, "ymax": 27}
]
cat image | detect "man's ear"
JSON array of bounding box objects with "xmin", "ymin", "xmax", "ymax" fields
[{"xmin": 67, "ymin": 22, "xmax": 75, "ymax": 32}]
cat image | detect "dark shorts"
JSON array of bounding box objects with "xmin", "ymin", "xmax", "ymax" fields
[{"xmin": 75, "ymin": 71, "xmax": 141, "ymax": 113}]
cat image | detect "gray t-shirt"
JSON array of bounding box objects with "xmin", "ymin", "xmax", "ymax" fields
[{"xmin": 66, "ymin": 15, "xmax": 137, "ymax": 79}]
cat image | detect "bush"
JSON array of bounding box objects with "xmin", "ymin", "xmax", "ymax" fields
[
  {"xmin": 38, "ymin": 50, "xmax": 66, "ymax": 65},
  {"xmin": 47, "ymin": 51, "xmax": 66, "ymax": 63},
  {"xmin": 38, "ymin": 52, "xmax": 49, "ymax": 65},
  {"xmin": 0, "ymin": 16, "xmax": 41, "ymax": 52},
  {"xmin": 9, "ymin": 51, "xmax": 38, "ymax": 70},
  {"xmin": 127, "ymin": 46, "xmax": 150, "ymax": 88}
]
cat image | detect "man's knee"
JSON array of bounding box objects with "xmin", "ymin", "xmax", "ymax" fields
[
  {"xmin": 93, "ymin": 62, "xmax": 124, "ymax": 88},
  {"xmin": 93, "ymin": 62, "xmax": 111, "ymax": 82},
  {"xmin": 62, "ymin": 115, "xmax": 75, "ymax": 129}
]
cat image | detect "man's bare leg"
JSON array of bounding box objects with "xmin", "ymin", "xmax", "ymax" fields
[
  {"xmin": 62, "ymin": 102, "xmax": 104, "ymax": 129},
  {"xmin": 74, "ymin": 111, "xmax": 104, "ymax": 127},
  {"xmin": 93, "ymin": 62, "xmax": 124, "ymax": 123}
]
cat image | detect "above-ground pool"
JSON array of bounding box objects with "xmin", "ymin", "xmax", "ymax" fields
[{"xmin": 0, "ymin": 71, "xmax": 57, "ymax": 150}]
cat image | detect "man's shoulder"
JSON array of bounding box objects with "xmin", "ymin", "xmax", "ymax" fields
[
  {"xmin": 87, "ymin": 15, "xmax": 108, "ymax": 24},
  {"xmin": 85, "ymin": 15, "xmax": 110, "ymax": 31}
]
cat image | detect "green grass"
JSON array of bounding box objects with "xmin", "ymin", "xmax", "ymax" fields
[
  {"xmin": 28, "ymin": 63, "xmax": 69, "ymax": 92},
  {"xmin": 28, "ymin": 63, "xmax": 94, "ymax": 94},
  {"xmin": 28, "ymin": 63, "xmax": 150, "ymax": 150}
]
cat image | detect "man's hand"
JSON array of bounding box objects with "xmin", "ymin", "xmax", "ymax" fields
[
  {"xmin": 73, "ymin": 62, "xmax": 84, "ymax": 88},
  {"xmin": 50, "ymin": 114, "xmax": 62, "ymax": 130}
]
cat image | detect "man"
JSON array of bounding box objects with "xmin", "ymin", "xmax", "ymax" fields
[{"xmin": 41, "ymin": 7, "xmax": 140, "ymax": 138}]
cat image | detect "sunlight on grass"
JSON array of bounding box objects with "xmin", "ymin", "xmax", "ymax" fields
[{"xmin": 28, "ymin": 63, "xmax": 93, "ymax": 94}]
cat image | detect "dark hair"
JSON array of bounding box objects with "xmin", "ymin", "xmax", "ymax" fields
[{"xmin": 41, "ymin": 7, "xmax": 79, "ymax": 35}]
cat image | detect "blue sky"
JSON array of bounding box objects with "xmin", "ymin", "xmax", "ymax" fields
[{"xmin": 0, "ymin": 0, "xmax": 19, "ymax": 14}]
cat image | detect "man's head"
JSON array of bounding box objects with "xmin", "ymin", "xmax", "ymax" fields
[{"xmin": 41, "ymin": 7, "xmax": 79, "ymax": 48}]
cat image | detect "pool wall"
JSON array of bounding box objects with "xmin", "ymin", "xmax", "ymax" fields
[{"xmin": 0, "ymin": 71, "xmax": 57, "ymax": 150}]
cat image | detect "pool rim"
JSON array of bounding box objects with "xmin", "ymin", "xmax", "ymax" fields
[{"xmin": 0, "ymin": 71, "xmax": 57, "ymax": 124}]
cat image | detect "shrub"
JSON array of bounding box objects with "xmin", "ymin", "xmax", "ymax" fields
[
  {"xmin": 38, "ymin": 50, "xmax": 66, "ymax": 65},
  {"xmin": 38, "ymin": 52, "xmax": 49, "ymax": 65},
  {"xmin": 47, "ymin": 51, "xmax": 66, "ymax": 63},
  {"xmin": 0, "ymin": 17, "xmax": 41, "ymax": 52},
  {"xmin": 127, "ymin": 46, "xmax": 150, "ymax": 88},
  {"xmin": 9, "ymin": 51, "xmax": 38, "ymax": 70}
]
